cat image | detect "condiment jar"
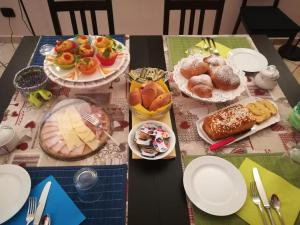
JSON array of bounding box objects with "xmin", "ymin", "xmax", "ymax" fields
[{"xmin": 254, "ymin": 65, "xmax": 280, "ymax": 90}]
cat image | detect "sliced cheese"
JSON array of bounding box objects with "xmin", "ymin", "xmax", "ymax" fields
[
  {"xmin": 55, "ymin": 111, "xmax": 84, "ymax": 149},
  {"xmin": 66, "ymin": 106, "xmax": 100, "ymax": 150}
]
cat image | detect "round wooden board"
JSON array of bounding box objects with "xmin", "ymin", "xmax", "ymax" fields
[{"xmin": 38, "ymin": 99, "xmax": 111, "ymax": 161}]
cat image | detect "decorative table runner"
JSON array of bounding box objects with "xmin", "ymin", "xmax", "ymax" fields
[
  {"xmin": 0, "ymin": 35, "xmax": 130, "ymax": 167},
  {"xmin": 163, "ymin": 35, "xmax": 300, "ymax": 155},
  {"xmin": 182, "ymin": 154, "xmax": 300, "ymax": 225},
  {"xmin": 25, "ymin": 165, "xmax": 127, "ymax": 225}
]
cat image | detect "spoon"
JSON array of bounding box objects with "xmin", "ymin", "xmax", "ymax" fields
[
  {"xmin": 39, "ymin": 214, "xmax": 51, "ymax": 225},
  {"xmin": 270, "ymin": 194, "xmax": 285, "ymax": 225}
]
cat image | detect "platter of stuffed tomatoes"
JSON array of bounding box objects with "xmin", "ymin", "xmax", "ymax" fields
[{"xmin": 43, "ymin": 35, "xmax": 129, "ymax": 84}]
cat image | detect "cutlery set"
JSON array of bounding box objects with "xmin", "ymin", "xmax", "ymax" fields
[
  {"xmin": 251, "ymin": 168, "xmax": 284, "ymax": 225},
  {"xmin": 187, "ymin": 37, "xmax": 220, "ymax": 56},
  {"xmin": 26, "ymin": 181, "xmax": 51, "ymax": 225}
]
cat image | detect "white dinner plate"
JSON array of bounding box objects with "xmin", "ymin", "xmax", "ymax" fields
[
  {"xmin": 0, "ymin": 164, "xmax": 31, "ymax": 223},
  {"xmin": 227, "ymin": 48, "xmax": 268, "ymax": 72},
  {"xmin": 183, "ymin": 156, "xmax": 247, "ymax": 216}
]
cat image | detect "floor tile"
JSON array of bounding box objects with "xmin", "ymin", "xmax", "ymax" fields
[{"xmin": 293, "ymin": 65, "xmax": 300, "ymax": 84}]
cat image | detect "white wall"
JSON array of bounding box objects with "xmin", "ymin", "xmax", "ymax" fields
[{"xmin": 0, "ymin": 0, "xmax": 299, "ymax": 36}]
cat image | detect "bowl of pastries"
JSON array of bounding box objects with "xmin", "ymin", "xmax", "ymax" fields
[
  {"xmin": 128, "ymin": 80, "xmax": 172, "ymax": 120},
  {"xmin": 173, "ymin": 54, "xmax": 247, "ymax": 103},
  {"xmin": 128, "ymin": 120, "xmax": 176, "ymax": 160},
  {"xmin": 196, "ymin": 98, "xmax": 280, "ymax": 145}
]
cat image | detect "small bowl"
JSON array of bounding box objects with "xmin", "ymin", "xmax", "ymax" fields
[
  {"xmin": 13, "ymin": 66, "xmax": 49, "ymax": 96},
  {"xmin": 128, "ymin": 120, "xmax": 176, "ymax": 160}
]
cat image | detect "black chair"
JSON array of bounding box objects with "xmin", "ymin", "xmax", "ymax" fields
[
  {"xmin": 163, "ymin": 0, "xmax": 225, "ymax": 35},
  {"xmin": 232, "ymin": 0, "xmax": 300, "ymax": 60},
  {"xmin": 47, "ymin": 0, "xmax": 115, "ymax": 35}
]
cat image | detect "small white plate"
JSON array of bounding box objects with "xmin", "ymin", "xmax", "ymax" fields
[
  {"xmin": 128, "ymin": 120, "xmax": 176, "ymax": 160},
  {"xmin": 196, "ymin": 97, "xmax": 280, "ymax": 145},
  {"xmin": 0, "ymin": 164, "xmax": 31, "ymax": 223},
  {"xmin": 227, "ymin": 48, "xmax": 268, "ymax": 72},
  {"xmin": 183, "ymin": 156, "xmax": 247, "ymax": 216}
]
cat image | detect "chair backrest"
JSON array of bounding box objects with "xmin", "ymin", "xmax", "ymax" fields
[
  {"xmin": 163, "ymin": 0, "xmax": 225, "ymax": 35},
  {"xmin": 47, "ymin": 0, "xmax": 115, "ymax": 35},
  {"xmin": 241, "ymin": 0, "xmax": 279, "ymax": 8}
]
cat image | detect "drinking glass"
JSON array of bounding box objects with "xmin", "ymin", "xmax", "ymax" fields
[
  {"xmin": 39, "ymin": 44, "xmax": 54, "ymax": 56},
  {"xmin": 73, "ymin": 168, "xmax": 103, "ymax": 203},
  {"xmin": 287, "ymin": 143, "xmax": 300, "ymax": 164}
]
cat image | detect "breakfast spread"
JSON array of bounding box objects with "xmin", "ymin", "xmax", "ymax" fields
[
  {"xmin": 40, "ymin": 103, "xmax": 110, "ymax": 160},
  {"xmin": 129, "ymin": 81, "xmax": 171, "ymax": 112},
  {"xmin": 133, "ymin": 123, "xmax": 171, "ymax": 158}
]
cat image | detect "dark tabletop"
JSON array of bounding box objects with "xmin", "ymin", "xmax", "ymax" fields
[{"xmin": 0, "ymin": 35, "xmax": 299, "ymax": 225}]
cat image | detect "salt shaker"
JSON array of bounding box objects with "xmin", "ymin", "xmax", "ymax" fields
[{"xmin": 255, "ymin": 65, "xmax": 280, "ymax": 90}]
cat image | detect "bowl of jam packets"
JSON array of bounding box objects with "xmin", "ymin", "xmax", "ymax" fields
[{"xmin": 128, "ymin": 120, "xmax": 176, "ymax": 160}]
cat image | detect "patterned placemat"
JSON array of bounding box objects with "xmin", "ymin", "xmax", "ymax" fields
[
  {"xmin": 30, "ymin": 35, "xmax": 126, "ymax": 66},
  {"xmin": 26, "ymin": 164, "xmax": 127, "ymax": 225},
  {"xmin": 0, "ymin": 35, "xmax": 130, "ymax": 167},
  {"xmin": 182, "ymin": 154, "xmax": 300, "ymax": 225},
  {"xmin": 162, "ymin": 35, "xmax": 299, "ymax": 156}
]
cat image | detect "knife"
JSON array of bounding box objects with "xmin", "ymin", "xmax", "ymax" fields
[
  {"xmin": 253, "ymin": 168, "xmax": 276, "ymax": 225},
  {"xmin": 33, "ymin": 181, "xmax": 52, "ymax": 225}
]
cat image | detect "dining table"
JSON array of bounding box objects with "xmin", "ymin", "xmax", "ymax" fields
[{"xmin": 0, "ymin": 34, "xmax": 299, "ymax": 225}]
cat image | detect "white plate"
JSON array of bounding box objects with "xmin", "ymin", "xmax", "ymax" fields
[
  {"xmin": 44, "ymin": 36, "xmax": 128, "ymax": 82},
  {"xmin": 196, "ymin": 97, "xmax": 280, "ymax": 145},
  {"xmin": 173, "ymin": 54, "xmax": 247, "ymax": 103},
  {"xmin": 128, "ymin": 120, "xmax": 176, "ymax": 160},
  {"xmin": 44, "ymin": 49, "xmax": 130, "ymax": 89},
  {"xmin": 227, "ymin": 48, "xmax": 268, "ymax": 72},
  {"xmin": 183, "ymin": 156, "xmax": 247, "ymax": 216},
  {"xmin": 0, "ymin": 164, "xmax": 31, "ymax": 223}
]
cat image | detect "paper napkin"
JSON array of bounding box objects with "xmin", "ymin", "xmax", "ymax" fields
[
  {"xmin": 237, "ymin": 158, "xmax": 300, "ymax": 225},
  {"xmin": 5, "ymin": 175, "xmax": 85, "ymax": 225}
]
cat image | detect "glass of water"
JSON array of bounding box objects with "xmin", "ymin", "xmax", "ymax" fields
[
  {"xmin": 39, "ymin": 44, "xmax": 54, "ymax": 56},
  {"xmin": 73, "ymin": 168, "xmax": 103, "ymax": 203},
  {"xmin": 287, "ymin": 143, "xmax": 300, "ymax": 164}
]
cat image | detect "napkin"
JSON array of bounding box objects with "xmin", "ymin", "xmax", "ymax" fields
[
  {"xmin": 131, "ymin": 112, "xmax": 176, "ymax": 159},
  {"xmin": 185, "ymin": 40, "xmax": 231, "ymax": 58},
  {"xmin": 5, "ymin": 176, "xmax": 85, "ymax": 225},
  {"xmin": 237, "ymin": 158, "xmax": 300, "ymax": 225}
]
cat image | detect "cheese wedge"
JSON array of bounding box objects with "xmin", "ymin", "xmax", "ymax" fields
[
  {"xmin": 55, "ymin": 111, "xmax": 84, "ymax": 149},
  {"xmin": 66, "ymin": 106, "xmax": 100, "ymax": 150}
]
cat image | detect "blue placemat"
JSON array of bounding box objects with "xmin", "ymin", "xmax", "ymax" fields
[
  {"xmin": 25, "ymin": 165, "xmax": 127, "ymax": 225},
  {"xmin": 30, "ymin": 35, "xmax": 126, "ymax": 66}
]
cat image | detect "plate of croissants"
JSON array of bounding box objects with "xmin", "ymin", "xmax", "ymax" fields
[{"xmin": 173, "ymin": 54, "xmax": 247, "ymax": 103}]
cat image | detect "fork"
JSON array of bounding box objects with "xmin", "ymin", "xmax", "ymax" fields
[
  {"xmin": 250, "ymin": 182, "xmax": 268, "ymax": 225},
  {"xmin": 210, "ymin": 38, "xmax": 220, "ymax": 55},
  {"xmin": 207, "ymin": 38, "xmax": 220, "ymax": 55},
  {"xmin": 81, "ymin": 112, "xmax": 121, "ymax": 147},
  {"xmin": 26, "ymin": 197, "xmax": 37, "ymax": 225}
]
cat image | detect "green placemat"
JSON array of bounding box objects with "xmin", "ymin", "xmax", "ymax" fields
[
  {"xmin": 166, "ymin": 36, "xmax": 253, "ymax": 70},
  {"xmin": 183, "ymin": 154, "xmax": 300, "ymax": 225}
]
